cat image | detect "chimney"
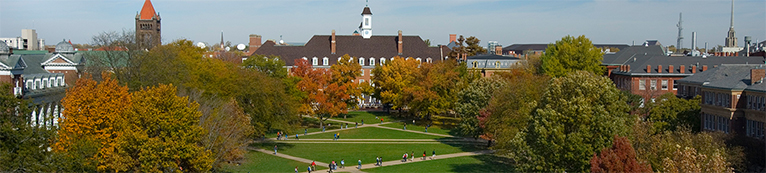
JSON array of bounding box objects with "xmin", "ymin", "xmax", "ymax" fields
[
  {"xmin": 669, "ymin": 65, "xmax": 674, "ymax": 73},
  {"xmin": 449, "ymin": 34, "xmax": 456, "ymax": 43},
  {"xmin": 398, "ymin": 30, "xmax": 403, "ymax": 55},
  {"xmin": 735, "ymin": 52, "xmax": 739, "ymax": 56},
  {"xmin": 658, "ymin": 65, "xmax": 663, "ymax": 73},
  {"xmin": 248, "ymin": 34, "xmax": 262, "ymax": 54},
  {"xmin": 626, "ymin": 65, "xmax": 630, "ymax": 72},
  {"xmin": 620, "ymin": 65, "xmax": 625, "ymax": 72},
  {"xmin": 495, "ymin": 45, "xmax": 502, "ymax": 55},
  {"xmin": 331, "ymin": 30, "xmax": 336, "ymax": 54},
  {"xmin": 702, "ymin": 65, "xmax": 708, "ymax": 72},
  {"xmin": 646, "ymin": 65, "xmax": 651, "ymax": 73},
  {"xmin": 692, "ymin": 66, "xmax": 697, "ymax": 73},
  {"xmin": 751, "ymin": 69, "xmax": 766, "ymax": 85},
  {"xmin": 680, "ymin": 65, "xmax": 685, "ymax": 73}
]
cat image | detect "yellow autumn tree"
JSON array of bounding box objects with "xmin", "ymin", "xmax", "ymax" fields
[
  {"xmin": 114, "ymin": 84, "xmax": 213, "ymax": 172},
  {"xmin": 55, "ymin": 73, "xmax": 131, "ymax": 171}
]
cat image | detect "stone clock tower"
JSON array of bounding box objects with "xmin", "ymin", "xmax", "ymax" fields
[
  {"xmin": 360, "ymin": 6, "xmax": 373, "ymax": 39},
  {"xmin": 136, "ymin": 0, "xmax": 161, "ymax": 49}
]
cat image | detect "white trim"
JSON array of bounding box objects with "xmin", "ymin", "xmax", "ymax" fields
[
  {"xmin": 0, "ymin": 70, "xmax": 11, "ymax": 75},
  {"xmin": 44, "ymin": 66, "xmax": 77, "ymax": 70},
  {"xmin": 41, "ymin": 54, "xmax": 75, "ymax": 65}
]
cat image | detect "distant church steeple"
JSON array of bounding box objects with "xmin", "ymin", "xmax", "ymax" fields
[
  {"xmin": 724, "ymin": 0, "xmax": 737, "ymax": 47},
  {"xmin": 135, "ymin": 0, "xmax": 161, "ymax": 49}
]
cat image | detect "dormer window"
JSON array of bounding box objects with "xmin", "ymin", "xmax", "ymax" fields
[
  {"xmin": 370, "ymin": 58, "xmax": 375, "ymax": 66},
  {"xmin": 495, "ymin": 61, "xmax": 501, "ymax": 68},
  {"xmin": 323, "ymin": 57, "xmax": 329, "ymax": 66},
  {"xmin": 472, "ymin": 61, "xmax": 478, "ymax": 68},
  {"xmin": 380, "ymin": 58, "xmax": 386, "ymax": 65},
  {"xmin": 312, "ymin": 57, "xmax": 318, "ymax": 65},
  {"xmin": 26, "ymin": 81, "xmax": 31, "ymax": 90},
  {"xmin": 426, "ymin": 58, "xmax": 432, "ymax": 63},
  {"xmin": 359, "ymin": 57, "xmax": 365, "ymax": 66},
  {"xmin": 416, "ymin": 58, "xmax": 422, "ymax": 63}
]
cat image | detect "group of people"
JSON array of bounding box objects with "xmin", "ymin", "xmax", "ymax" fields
[
  {"xmin": 333, "ymin": 132, "xmax": 341, "ymax": 140},
  {"xmin": 276, "ymin": 131, "xmax": 288, "ymax": 140},
  {"xmin": 402, "ymin": 150, "xmax": 436, "ymax": 162},
  {"xmin": 375, "ymin": 156, "xmax": 383, "ymax": 166}
]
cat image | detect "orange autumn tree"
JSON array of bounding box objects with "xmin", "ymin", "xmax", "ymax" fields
[
  {"xmin": 294, "ymin": 54, "xmax": 361, "ymax": 128},
  {"xmin": 590, "ymin": 135, "xmax": 652, "ymax": 172},
  {"xmin": 56, "ymin": 73, "xmax": 131, "ymax": 171}
]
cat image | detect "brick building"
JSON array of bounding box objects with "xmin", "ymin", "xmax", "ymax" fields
[
  {"xmin": 676, "ymin": 64, "xmax": 766, "ymax": 139},
  {"xmin": 605, "ymin": 45, "xmax": 763, "ymax": 100},
  {"xmin": 135, "ymin": 0, "xmax": 161, "ymax": 49}
]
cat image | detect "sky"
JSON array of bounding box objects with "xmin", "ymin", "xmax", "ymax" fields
[{"xmin": 1, "ymin": 0, "xmax": 765, "ymax": 49}]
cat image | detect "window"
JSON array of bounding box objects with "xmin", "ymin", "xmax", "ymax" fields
[
  {"xmin": 370, "ymin": 58, "xmax": 375, "ymax": 66},
  {"xmin": 495, "ymin": 61, "xmax": 501, "ymax": 68},
  {"xmin": 639, "ymin": 80, "xmax": 646, "ymax": 90},
  {"xmin": 59, "ymin": 78, "xmax": 64, "ymax": 86},
  {"xmin": 35, "ymin": 81, "xmax": 40, "ymax": 90},
  {"xmin": 650, "ymin": 80, "xmax": 657, "ymax": 90},
  {"xmin": 661, "ymin": 80, "xmax": 668, "ymax": 90},
  {"xmin": 380, "ymin": 58, "xmax": 386, "ymax": 65},
  {"xmin": 26, "ymin": 81, "xmax": 31, "ymax": 89},
  {"xmin": 359, "ymin": 57, "xmax": 365, "ymax": 66},
  {"xmin": 323, "ymin": 57, "xmax": 329, "ymax": 66},
  {"xmin": 416, "ymin": 58, "xmax": 422, "ymax": 63},
  {"xmin": 746, "ymin": 119, "xmax": 764, "ymax": 139},
  {"xmin": 53, "ymin": 78, "xmax": 58, "ymax": 87},
  {"xmin": 426, "ymin": 58, "xmax": 432, "ymax": 63},
  {"xmin": 672, "ymin": 80, "xmax": 678, "ymax": 90},
  {"xmin": 365, "ymin": 18, "xmax": 369, "ymax": 26},
  {"xmin": 360, "ymin": 79, "xmax": 365, "ymax": 84},
  {"xmin": 472, "ymin": 61, "xmax": 478, "ymax": 68},
  {"xmin": 42, "ymin": 80, "xmax": 47, "ymax": 89},
  {"xmin": 360, "ymin": 69, "xmax": 364, "ymax": 76},
  {"xmin": 312, "ymin": 57, "xmax": 318, "ymax": 65},
  {"xmin": 718, "ymin": 116, "xmax": 730, "ymax": 133}
]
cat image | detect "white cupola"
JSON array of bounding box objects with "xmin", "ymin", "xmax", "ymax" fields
[{"xmin": 360, "ymin": 6, "xmax": 373, "ymax": 39}]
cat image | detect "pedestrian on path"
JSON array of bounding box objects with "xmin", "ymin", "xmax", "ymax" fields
[
  {"xmin": 358, "ymin": 159, "xmax": 362, "ymax": 169},
  {"xmin": 305, "ymin": 129, "xmax": 308, "ymax": 135},
  {"xmin": 274, "ymin": 145, "xmax": 278, "ymax": 154},
  {"xmin": 355, "ymin": 122, "xmax": 358, "ymax": 128},
  {"xmin": 431, "ymin": 150, "xmax": 436, "ymax": 159},
  {"xmin": 402, "ymin": 153, "xmax": 407, "ymax": 162},
  {"xmin": 285, "ymin": 132, "xmax": 288, "ymax": 140},
  {"xmin": 403, "ymin": 124, "xmax": 407, "ymax": 130},
  {"xmin": 380, "ymin": 118, "xmax": 383, "ymax": 124},
  {"xmin": 328, "ymin": 163, "xmax": 333, "ymax": 173},
  {"xmin": 345, "ymin": 123, "xmax": 348, "ymax": 129},
  {"xmin": 323, "ymin": 126, "xmax": 326, "ymax": 132},
  {"xmin": 333, "ymin": 133, "xmax": 337, "ymax": 140},
  {"xmin": 341, "ymin": 159, "xmax": 345, "ymax": 168},
  {"xmin": 423, "ymin": 151, "xmax": 426, "ymax": 160},
  {"xmin": 379, "ymin": 157, "xmax": 382, "ymax": 166},
  {"xmin": 375, "ymin": 156, "xmax": 379, "ymax": 166},
  {"xmin": 361, "ymin": 119, "xmax": 364, "ymax": 125},
  {"xmin": 410, "ymin": 151, "xmax": 414, "ymax": 161},
  {"xmin": 295, "ymin": 134, "xmax": 299, "ymax": 140},
  {"xmin": 295, "ymin": 166, "xmax": 298, "ymax": 173},
  {"xmin": 277, "ymin": 131, "xmax": 281, "ymax": 140},
  {"xmin": 332, "ymin": 160, "xmax": 336, "ymax": 170},
  {"xmin": 311, "ymin": 161, "xmax": 317, "ymax": 170},
  {"xmin": 412, "ymin": 119, "xmax": 415, "ymax": 124},
  {"xmin": 308, "ymin": 166, "xmax": 312, "ymax": 173}
]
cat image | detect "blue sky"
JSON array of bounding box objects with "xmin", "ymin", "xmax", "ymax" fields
[{"xmin": 1, "ymin": 0, "xmax": 764, "ymax": 49}]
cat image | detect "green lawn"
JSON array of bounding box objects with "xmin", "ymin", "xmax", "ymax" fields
[
  {"xmin": 333, "ymin": 111, "xmax": 393, "ymax": 125},
  {"xmin": 299, "ymin": 127, "xmax": 451, "ymax": 139},
  {"xmin": 380, "ymin": 122, "xmax": 453, "ymax": 136},
  {"xmin": 255, "ymin": 142, "xmax": 482, "ymax": 165},
  {"xmin": 362, "ymin": 154, "xmax": 515, "ymax": 173},
  {"xmin": 223, "ymin": 149, "xmax": 327, "ymax": 172}
]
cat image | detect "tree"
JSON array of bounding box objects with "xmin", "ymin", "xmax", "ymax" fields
[
  {"xmin": 540, "ymin": 35, "xmax": 604, "ymax": 77},
  {"xmin": 329, "ymin": 54, "xmax": 363, "ymax": 111},
  {"xmin": 590, "ymin": 135, "xmax": 652, "ymax": 172},
  {"xmin": 455, "ymin": 76, "xmax": 507, "ymax": 139},
  {"xmin": 484, "ymin": 69, "xmax": 549, "ymax": 155},
  {"xmin": 448, "ymin": 35, "xmax": 487, "ymax": 59},
  {"xmin": 647, "ymin": 93, "xmax": 701, "ymax": 132},
  {"xmin": 293, "ymin": 55, "xmax": 357, "ymax": 129},
  {"xmin": 243, "ymin": 54, "xmax": 288, "ymax": 79},
  {"xmin": 0, "ymin": 83, "xmax": 55, "ymax": 172},
  {"xmin": 410, "ymin": 60, "xmax": 462, "ymax": 118},
  {"xmin": 661, "ymin": 146, "xmax": 731, "ymax": 173},
  {"xmin": 372, "ymin": 57, "xmax": 419, "ymax": 111},
  {"xmin": 55, "ymin": 73, "xmax": 132, "ymax": 171},
  {"xmin": 84, "ymin": 30, "xmax": 143, "ymax": 82},
  {"xmin": 515, "ymin": 71, "xmax": 633, "ymax": 172},
  {"xmin": 114, "ymin": 84, "xmax": 213, "ymax": 172}
]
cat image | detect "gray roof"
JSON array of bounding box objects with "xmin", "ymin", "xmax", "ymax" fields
[
  {"xmin": 502, "ymin": 43, "xmax": 629, "ymax": 55},
  {"xmin": 612, "ymin": 55, "xmax": 764, "ymax": 76},
  {"xmin": 0, "ymin": 41, "xmax": 8, "ymax": 54},
  {"xmin": 677, "ymin": 64, "xmax": 766, "ymax": 92},
  {"xmin": 465, "ymin": 54, "xmax": 522, "ymax": 69},
  {"xmin": 55, "ymin": 40, "xmax": 75, "ymax": 53},
  {"xmin": 602, "ymin": 45, "xmax": 665, "ymax": 65},
  {"xmin": 362, "ymin": 7, "xmax": 372, "ymax": 15}
]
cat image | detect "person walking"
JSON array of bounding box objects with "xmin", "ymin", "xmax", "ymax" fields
[
  {"xmin": 361, "ymin": 119, "xmax": 364, "ymax": 125},
  {"xmin": 355, "ymin": 122, "xmax": 358, "ymax": 128},
  {"xmin": 295, "ymin": 134, "xmax": 299, "ymax": 140},
  {"xmin": 358, "ymin": 159, "xmax": 362, "ymax": 169},
  {"xmin": 410, "ymin": 151, "xmax": 414, "ymax": 161},
  {"xmin": 403, "ymin": 124, "xmax": 407, "ymax": 130},
  {"xmin": 295, "ymin": 166, "xmax": 298, "ymax": 173},
  {"xmin": 277, "ymin": 131, "xmax": 281, "ymax": 140},
  {"xmin": 375, "ymin": 156, "xmax": 379, "ymax": 166},
  {"xmin": 379, "ymin": 157, "xmax": 382, "ymax": 166},
  {"xmin": 345, "ymin": 123, "xmax": 348, "ymax": 129},
  {"xmin": 273, "ymin": 145, "xmax": 278, "ymax": 154},
  {"xmin": 431, "ymin": 149, "xmax": 436, "ymax": 159},
  {"xmin": 333, "ymin": 133, "xmax": 337, "ymax": 141},
  {"xmin": 323, "ymin": 125, "xmax": 326, "ymax": 132},
  {"xmin": 423, "ymin": 151, "xmax": 426, "ymax": 160},
  {"xmin": 305, "ymin": 129, "xmax": 308, "ymax": 135},
  {"xmin": 307, "ymin": 166, "xmax": 312, "ymax": 173},
  {"xmin": 328, "ymin": 163, "xmax": 333, "ymax": 173},
  {"xmin": 380, "ymin": 118, "xmax": 383, "ymax": 124},
  {"xmin": 284, "ymin": 132, "xmax": 288, "ymax": 140},
  {"xmin": 311, "ymin": 161, "xmax": 317, "ymax": 171},
  {"xmin": 341, "ymin": 159, "xmax": 345, "ymax": 168},
  {"xmin": 402, "ymin": 153, "xmax": 407, "ymax": 162},
  {"xmin": 332, "ymin": 160, "xmax": 336, "ymax": 170}
]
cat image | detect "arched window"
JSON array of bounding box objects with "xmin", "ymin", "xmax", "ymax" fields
[
  {"xmin": 416, "ymin": 58, "xmax": 422, "ymax": 63},
  {"xmin": 323, "ymin": 57, "xmax": 329, "ymax": 66},
  {"xmin": 302, "ymin": 57, "xmax": 308, "ymax": 61},
  {"xmin": 426, "ymin": 58, "xmax": 432, "ymax": 63},
  {"xmin": 53, "ymin": 78, "xmax": 58, "ymax": 87},
  {"xmin": 370, "ymin": 58, "xmax": 375, "ymax": 66},
  {"xmin": 472, "ymin": 61, "xmax": 478, "ymax": 68},
  {"xmin": 26, "ymin": 80, "xmax": 31, "ymax": 90},
  {"xmin": 381, "ymin": 58, "xmax": 386, "ymax": 65},
  {"xmin": 359, "ymin": 57, "xmax": 365, "ymax": 66},
  {"xmin": 312, "ymin": 57, "xmax": 318, "ymax": 65},
  {"xmin": 495, "ymin": 61, "xmax": 501, "ymax": 68},
  {"xmin": 42, "ymin": 79, "xmax": 47, "ymax": 89}
]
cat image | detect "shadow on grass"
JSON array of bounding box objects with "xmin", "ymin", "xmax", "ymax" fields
[
  {"xmin": 251, "ymin": 141, "xmax": 297, "ymax": 151},
  {"xmin": 448, "ymin": 154, "xmax": 516, "ymax": 172}
]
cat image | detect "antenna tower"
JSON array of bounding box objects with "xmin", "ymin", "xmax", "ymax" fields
[{"xmin": 676, "ymin": 13, "xmax": 683, "ymax": 50}]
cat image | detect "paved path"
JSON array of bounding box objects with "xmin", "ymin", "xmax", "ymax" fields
[
  {"xmin": 253, "ymin": 148, "xmax": 329, "ymax": 168},
  {"xmin": 306, "ymin": 150, "xmax": 494, "ymax": 173}
]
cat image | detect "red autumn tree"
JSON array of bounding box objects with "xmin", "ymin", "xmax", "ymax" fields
[
  {"xmin": 293, "ymin": 55, "xmax": 359, "ymax": 128},
  {"xmin": 590, "ymin": 135, "xmax": 652, "ymax": 173}
]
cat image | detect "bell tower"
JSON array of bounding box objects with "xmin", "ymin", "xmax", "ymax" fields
[
  {"xmin": 360, "ymin": 6, "xmax": 373, "ymax": 39},
  {"xmin": 135, "ymin": 0, "xmax": 161, "ymax": 49}
]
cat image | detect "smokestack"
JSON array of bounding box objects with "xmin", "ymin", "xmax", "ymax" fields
[
  {"xmin": 331, "ymin": 30, "xmax": 336, "ymax": 54},
  {"xmin": 398, "ymin": 30, "xmax": 403, "ymax": 55},
  {"xmin": 691, "ymin": 31, "xmax": 697, "ymax": 56},
  {"xmin": 449, "ymin": 34, "xmax": 456, "ymax": 43}
]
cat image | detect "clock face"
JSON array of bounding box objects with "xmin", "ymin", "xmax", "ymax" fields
[{"xmin": 365, "ymin": 31, "xmax": 370, "ymax": 35}]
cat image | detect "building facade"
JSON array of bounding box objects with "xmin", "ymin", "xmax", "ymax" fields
[
  {"xmin": 464, "ymin": 54, "xmax": 522, "ymax": 77},
  {"xmin": 676, "ymin": 64, "xmax": 766, "ymax": 139},
  {"xmin": 0, "ymin": 29, "xmax": 45, "ymax": 50},
  {"xmin": 135, "ymin": 0, "xmax": 161, "ymax": 49}
]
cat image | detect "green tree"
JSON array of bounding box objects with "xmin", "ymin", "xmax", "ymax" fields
[
  {"xmin": 372, "ymin": 57, "xmax": 419, "ymax": 111},
  {"xmin": 515, "ymin": 71, "xmax": 633, "ymax": 172},
  {"xmin": 647, "ymin": 93, "xmax": 701, "ymax": 132},
  {"xmin": 455, "ymin": 76, "xmax": 507, "ymax": 139},
  {"xmin": 540, "ymin": 35, "xmax": 605, "ymax": 77},
  {"xmin": 410, "ymin": 60, "xmax": 462, "ymax": 118},
  {"xmin": 0, "ymin": 83, "xmax": 55, "ymax": 172},
  {"xmin": 448, "ymin": 35, "xmax": 487, "ymax": 59},
  {"xmin": 243, "ymin": 54, "xmax": 288, "ymax": 79}
]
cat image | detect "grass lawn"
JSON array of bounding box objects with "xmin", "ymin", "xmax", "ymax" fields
[
  {"xmin": 334, "ymin": 111, "xmax": 394, "ymax": 125},
  {"xmin": 255, "ymin": 142, "xmax": 482, "ymax": 165},
  {"xmin": 362, "ymin": 154, "xmax": 515, "ymax": 173},
  {"xmin": 223, "ymin": 149, "xmax": 327, "ymax": 172},
  {"xmin": 380, "ymin": 122, "xmax": 453, "ymax": 136},
  {"xmin": 299, "ymin": 127, "xmax": 451, "ymax": 139}
]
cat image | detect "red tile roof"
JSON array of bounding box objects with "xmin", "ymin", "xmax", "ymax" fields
[{"xmin": 139, "ymin": 0, "xmax": 157, "ymax": 20}]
